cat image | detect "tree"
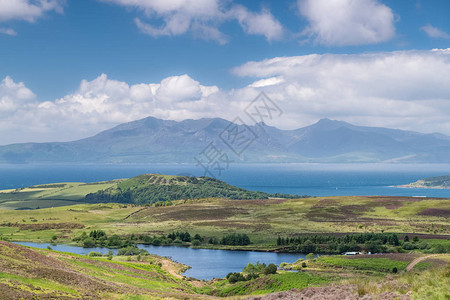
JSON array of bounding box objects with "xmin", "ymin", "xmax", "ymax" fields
[
  {"xmin": 194, "ymin": 234, "xmax": 203, "ymax": 242},
  {"xmin": 82, "ymin": 237, "xmax": 96, "ymax": 248},
  {"xmin": 263, "ymin": 264, "xmax": 277, "ymax": 275},
  {"xmin": 306, "ymin": 253, "xmax": 315, "ymax": 260},
  {"xmin": 404, "ymin": 235, "xmax": 410, "ymax": 243}
]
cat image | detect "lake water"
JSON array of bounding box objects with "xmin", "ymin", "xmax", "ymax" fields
[
  {"xmin": 14, "ymin": 242, "xmax": 303, "ymax": 280},
  {"xmin": 1, "ymin": 163, "xmax": 450, "ymax": 197}
]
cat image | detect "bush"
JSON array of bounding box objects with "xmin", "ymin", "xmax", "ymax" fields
[
  {"xmin": 417, "ymin": 241, "xmax": 430, "ymax": 250},
  {"xmin": 302, "ymin": 262, "xmax": 307, "ymax": 268},
  {"xmin": 402, "ymin": 242, "xmax": 415, "ymax": 250},
  {"xmin": 243, "ymin": 262, "xmax": 266, "ymax": 274},
  {"xmin": 227, "ymin": 272, "xmax": 246, "ymax": 283},
  {"xmin": 246, "ymin": 273, "xmax": 259, "ymax": 280},
  {"xmin": 392, "ymin": 267, "xmax": 398, "ymax": 273},
  {"xmin": 263, "ymin": 263, "xmax": 277, "ymax": 275},
  {"xmin": 306, "ymin": 253, "xmax": 315, "ymax": 260},
  {"xmin": 208, "ymin": 237, "xmax": 219, "ymax": 245},
  {"xmin": 192, "ymin": 239, "xmax": 201, "ymax": 246},
  {"xmin": 88, "ymin": 251, "xmax": 102, "ymax": 257},
  {"xmin": 82, "ymin": 237, "xmax": 96, "ymax": 248},
  {"xmin": 117, "ymin": 246, "xmax": 148, "ymax": 256},
  {"xmin": 433, "ymin": 244, "xmax": 447, "ymax": 253}
]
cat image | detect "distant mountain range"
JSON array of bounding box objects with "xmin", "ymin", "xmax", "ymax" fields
[{"xmin": 2, "ymin": 116, "xmax": 450, "ymax": 164}]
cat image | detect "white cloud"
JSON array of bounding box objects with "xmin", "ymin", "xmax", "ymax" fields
[
  {"xmin": 230, "ymin": 5, "xmax": 283, "ymax": 41},
  {"xmin": 0, "ymin": 0, "xmax": 64, "ymax": 35},
  {"xmin": 0, "ymin": 0, "xmax": 63, "ymax": 22},
  {"xmin": 3, "ymin": 49, "xmax": 450, "ymax": 144},
  {"xmin": 249, "ymin": 76, "xmax": 284, "ymax": 88},
  {"xmin": 420, "ymin": 24, "xmax": 450, "ymax": 39},
  {"xmin": 233, "ymin": 49, "xmax": 450, "ymax": 133},
  {"xmin": 0, "ymin": 27, "xmax": 17, "ymax": 36},
  {"xmin": 0, "ymin": 74, "xmax": 224, "ymax": 143},
  {"xmin": 297, "ymin": 0, "xmax": 395, "ymax": 46},
  {"xmin": 101, "ymin": 0, "xmax": 283, "ymax": 43},
  {"xmin": 0, "ymin": 76, "xmax": 35, "ymax": 113}
]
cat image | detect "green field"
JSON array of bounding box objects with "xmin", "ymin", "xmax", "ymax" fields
[
  {"xmin": 0, "ymin": 181, "xmax": 120, "ymax": 210},
  {"xmin": 0, "ymin": 195, "xmax": 448, "ymax": 250}
]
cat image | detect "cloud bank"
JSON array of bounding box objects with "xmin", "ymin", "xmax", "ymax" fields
[
  {"xmin": 101, "ymin": 0, "xmax": 283, "ymax": 43},
  {"xmin": 297, "ymin": 0, "xmax": 395, "ymax": 46},
  {"xmin": 0, "ymin": 0, "xmax": 64, "ymax": 35},
  {"xmin": 2, "ymin": 49, "xmax": 450, "ymax": 144}
]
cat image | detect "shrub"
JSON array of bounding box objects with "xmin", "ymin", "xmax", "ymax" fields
[
  {"xmin": 82, "ymin": 237, "xmax": 96, "ymax": 248},
  {"xmin": 306, "ymin": 253, "xmax": 315, "ymax": 260},
  {"xmin": 208, "ymin": 237, "xmax": 219, "ymax": 245},
  {"xmin": 243, "ymin": 262, "xmax": 266, "ymax": 274},
  {"xmin": 263, "ymin": 263, "xmax": 277, "ymax": 275},
  {"xmin": 392, "ymin": 267, "xmax": 398, "ymax": 273},
  {"xmin": 88, "ymin": 251, "xmax": 102, "ymax": 257},
  {"xmin": 433, "ymin": 244, "xmax": 447, "ymax": 253},
  {"xmin": 192, "ymin": 239, "xmax": 201, "ymax": 246},
  {"xmin": 402, "ymin": 242, "xmax": 415, "ymax": 250},
  {"xmin": 302, "ymin": 262, "xmax": 307, "ymax": 268},
  {"xmin": 117, "ymin": 246, "xmax": 148, "ymax": 256},
  {"xmin": 246, "ymin": 273, "xmax": 259, "ymax": 280}
]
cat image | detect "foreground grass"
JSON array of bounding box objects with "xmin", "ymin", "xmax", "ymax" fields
[
  {"xmin": 0, "ymin": 241, "xmax": 205, "ymax": 299},
  {"xmin": 0, "ymin": 241, "xmax": 448, "ymax": 299}
]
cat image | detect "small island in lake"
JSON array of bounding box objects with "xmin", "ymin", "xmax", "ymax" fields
[{"xmin": 398, "ymin": 175, "xmax": 450, "ymax": 189}]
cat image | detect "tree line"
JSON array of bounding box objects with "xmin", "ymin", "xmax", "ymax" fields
[
  {"xmin": 73, "ymin": 230, "xmax": 252, "ymax": 248},
  {"xmin": 276, "ymin": 233, "xmax": 403, "ymax": 254}
]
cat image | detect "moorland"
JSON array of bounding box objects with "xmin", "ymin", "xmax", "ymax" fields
[{"xmin": 0, "ymin": 173, "xmax": 449, "ymax": 299}]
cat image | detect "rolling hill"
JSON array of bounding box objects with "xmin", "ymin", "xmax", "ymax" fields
[
  {"xmin": 1, "ymin": 116, "xmax": 450, "ymax": 163},
  {"xmin": 0, "ymin": 174, "xmax": 304, "ymax": 209},
  {"xmin": 400, "ymin": 175, "xmax": 450, "ymax": 189}
]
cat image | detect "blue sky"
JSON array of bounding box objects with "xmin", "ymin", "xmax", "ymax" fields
[{"xmin": 1, "ymin": 0, "xmax": 450, "ymax": 143}]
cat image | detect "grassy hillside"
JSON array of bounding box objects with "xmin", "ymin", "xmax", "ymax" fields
[
  {"xmin": 1, "ymin": 240, "xmax": 448, "ymax": 299},
  {"xmin": 84, "ymin": 174, "xmax": 305, "ymax": 205},
  {"xmin": 400, "ymin": 175, "xmax": 450, "ymax": 189},
  {"xmin": 0, "ymin": 174, "xmax": 304, "ymax": 210},
  {"xmin": 0, "ymin": 196, "xmax": 448, "ymax": 250},
  {"xmin": 0, "ymin": 181, "xmax": 120, "ymax": 210},
  {"xmin": 0, "ymin": 240, "xmax": 206, "ymax": 299}
]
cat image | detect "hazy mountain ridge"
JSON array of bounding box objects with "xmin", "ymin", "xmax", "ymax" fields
[{"xmin": 2, "ymin": 116, "xmax": 450, "ymax": 163}]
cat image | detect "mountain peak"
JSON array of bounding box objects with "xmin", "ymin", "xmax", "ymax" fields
[{"xmin": 309, "ymin": 118, "xmax": 351, "ymax": 130}]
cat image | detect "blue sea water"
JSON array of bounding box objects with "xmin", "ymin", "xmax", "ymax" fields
[{"xmin": 0, "ymin": 163, "xmax": 450, "ymax": 197}]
